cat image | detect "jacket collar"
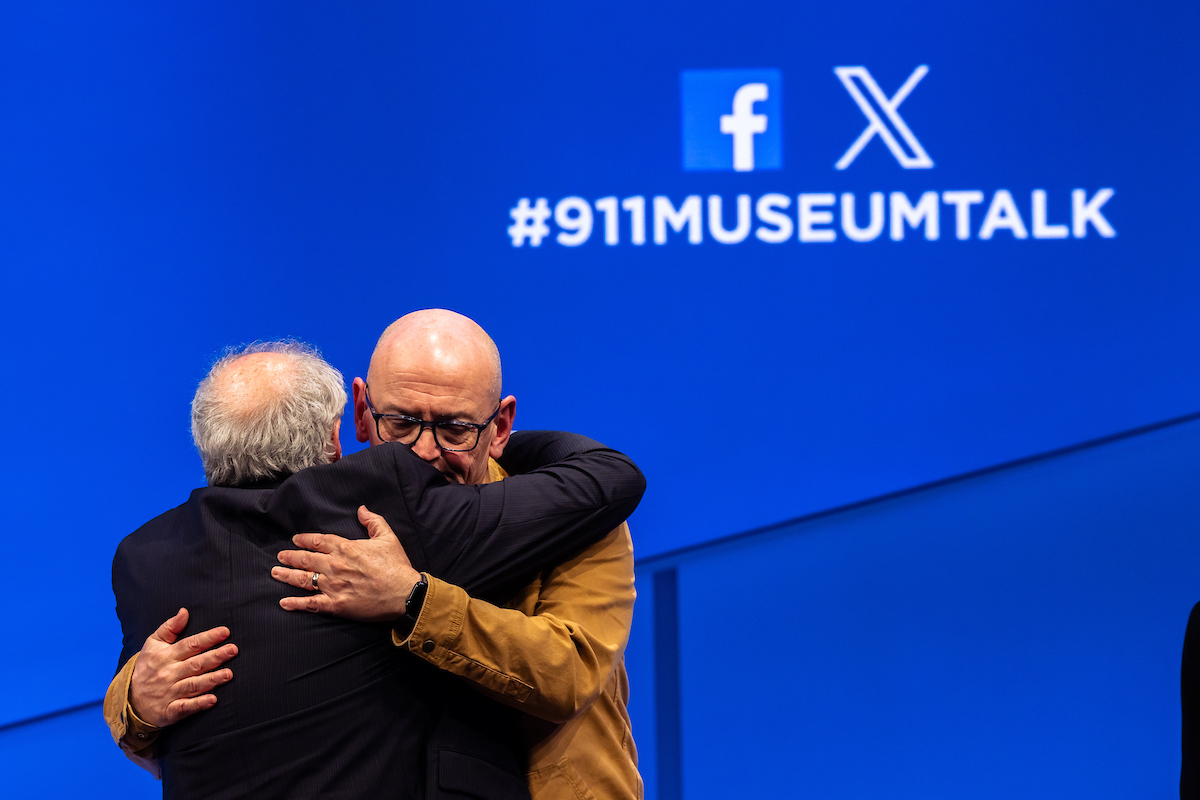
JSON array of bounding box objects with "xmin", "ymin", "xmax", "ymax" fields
[{"xmin": 217, "ymin": 471, "xmax": 293, "ymax": 490}]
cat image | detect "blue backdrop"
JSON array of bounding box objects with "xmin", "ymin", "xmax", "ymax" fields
[{"xmin": 0, "ymin": 1, "xmax": 1196, "ymax": 795}]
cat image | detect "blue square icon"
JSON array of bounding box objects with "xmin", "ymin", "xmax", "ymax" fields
[{"xmin": 681, "ymin": 69, "xmax": 783, "ymax": 172}]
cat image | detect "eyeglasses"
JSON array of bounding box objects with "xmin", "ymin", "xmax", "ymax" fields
[{"xmin": 363, "ymin": 384, "xmax": 501, "ymax": 452}]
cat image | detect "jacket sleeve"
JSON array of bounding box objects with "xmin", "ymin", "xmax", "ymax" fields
[
  {"xmin": 393, "ymin": 431, "xmax": 645, "ymax": 602},
  {"xmin": 396, "ymin": 522, "xmax": 635, "ymax": 723},
  {"xmin": 103, "ymin": 654, "xmax": 163, "ymax": 778}
]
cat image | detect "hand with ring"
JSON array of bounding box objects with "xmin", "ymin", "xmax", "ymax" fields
[{"xmin": 272, "ymin": 505, "xmax": 421, "ymax": 622}]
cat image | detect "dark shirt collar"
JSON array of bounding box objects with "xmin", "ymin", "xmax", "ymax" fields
[{"xmin": 218, "ymin": 471, "xmax": 293, "ymax": 490}]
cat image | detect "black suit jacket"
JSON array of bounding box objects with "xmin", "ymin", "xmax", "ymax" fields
[
  {"xmin": 112, "ymin": 431, "xmax": 645, "ymax": 800},
  {"xmin": 1184, "ymin": 602, "xmax": 1200, "ymax": 798}
]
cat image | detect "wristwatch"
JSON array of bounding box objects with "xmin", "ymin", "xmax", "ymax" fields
[{"xmin": 404, "ymin": 575, "xmax": 429, "ymax": 623}]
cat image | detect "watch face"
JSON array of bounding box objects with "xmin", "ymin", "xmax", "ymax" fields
[{"xmin": 406, "ymin": 578, "xmax": 428, "ymax": 619}]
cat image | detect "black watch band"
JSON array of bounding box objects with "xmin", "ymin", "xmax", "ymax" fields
[{"xmin": 405, "ymin": 575, "xmax": 429, "ymax": 623}]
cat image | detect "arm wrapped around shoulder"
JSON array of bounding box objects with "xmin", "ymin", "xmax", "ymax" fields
[
  {"xmin": 401, "ymin": 430, "xmax": 645, "ymax": 601},
  {"xmin": 497, "ymin": 430, "xmax": 646, "ymax": 513}
]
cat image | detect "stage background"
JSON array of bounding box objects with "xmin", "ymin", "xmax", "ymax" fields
[{"xmin": 1, "ymin": 1, "xmax": 1197, "ymax": 796}]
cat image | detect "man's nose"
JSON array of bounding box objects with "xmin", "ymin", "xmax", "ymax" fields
[{"xmin": 410, "ymin": 426, "xmax": 441, "ymax": 462}]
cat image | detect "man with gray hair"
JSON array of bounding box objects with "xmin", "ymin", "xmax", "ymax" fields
[
  {"xmin": 108, "ymin": 340, "xmax": 644, "ymax": 798},
  {"xmin": 191, "ymin": 341, "xmax": 347, "ymax": 486}
]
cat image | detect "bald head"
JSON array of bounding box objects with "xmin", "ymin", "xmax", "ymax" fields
[
  {"xmin": 369, "ymin": 309, "xmax": 502, "ymax": 402},
  {"xmin": 192, "ymin": 341, "xmax": 347, "ymax": 486},
  {"xmin": 354, "ymin": 310, "xmax": 515, "ymax": 486}
]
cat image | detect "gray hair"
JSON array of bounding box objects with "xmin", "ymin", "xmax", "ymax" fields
[{"xmin": 191, "ymin": 341, "xmax": 347, "ymax": 486}]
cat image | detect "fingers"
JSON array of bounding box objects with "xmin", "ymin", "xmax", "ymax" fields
[
  {"xmin": 181, "ymin": 643, "xmax": 238, "ymax": 676},
  {"xmin": 131, "ymin": 633, "xmax": 237, "ymax": 728},
  {"xmin": 291, "ymin": 532, "xmax": 342, "ymax": 554},
  {"xmin": 176, "ymin": 626, "xmax": 231, "ymax": 659},
  {"xmin": 279, "ymin": 593, "xmax": 336, "ymax": 614},
  {"xmin": 163, "ymin": 692, "xmax": 221, "ymax": 726},
  {"xmin": 161, "ymin": 641, "xmax": 236, "ymax": 690},
  {"xmin": 152, "ymin": 608, "xmax": 190, "ymax": 645},
  {"xmin": 358, "ymin": 505, "xmax": 398, "ymax": 541},
  {"xmin": 276, "ymin": 548, "xmax": 332, "ymax": 573},
  {"xmin": 271, "ymin": 565, "xmax": 323, "ymax": 591},
  {"xmin": 180, "ymin": 666, "xmax": 233, "ymax": 696}
]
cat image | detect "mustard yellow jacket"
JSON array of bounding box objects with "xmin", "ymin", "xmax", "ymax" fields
[{"xmin": 107, "ymin": 459, "xmax": 641, "ymax": 799}]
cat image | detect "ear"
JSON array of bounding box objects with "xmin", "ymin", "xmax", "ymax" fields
[
  {"xmin": 488, "ymin": 396, "xmax": 516, "ymax": 460},
  {"xmin": 329, "ymin": 418, "xmax": 343, "ymax": 462},
  {"xmin": 352, "ymin": 378, "xmax": 372, "ymax": 443}
]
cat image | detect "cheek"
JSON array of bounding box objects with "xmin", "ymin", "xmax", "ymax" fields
[
  {"xmin": 444, "ymin": 451, "xmax": 489, "ymax": 484},
  {"xmin": 439, "ymin": 452, "xmax": 475, "ymax": 484}
]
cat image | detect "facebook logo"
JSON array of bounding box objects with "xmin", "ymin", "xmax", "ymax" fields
[{"xmin": 681, "ymin": 69, "xmax": 782, "ymax": 172}]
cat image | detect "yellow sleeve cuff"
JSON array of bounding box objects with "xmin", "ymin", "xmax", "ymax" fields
[
  {"xmin": 104, "ymin": 653, "xmax": 161, "ymax": 761},
  {"xmin": 392, "ymin": 574, "xmax": 468, "ymax": 666},
  {"xmin": 104, "ymin": 654, "xmax": 138, "ymax": 744}
]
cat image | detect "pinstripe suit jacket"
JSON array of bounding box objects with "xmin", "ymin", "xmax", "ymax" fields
[{"xmin": 111, "ymin": 431, "xmax": 645, "ymax": 800}]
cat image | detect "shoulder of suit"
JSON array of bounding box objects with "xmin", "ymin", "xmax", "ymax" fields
[{"xmin": 114, "ymin": 495, "xmax": 195, "ymax": 566}]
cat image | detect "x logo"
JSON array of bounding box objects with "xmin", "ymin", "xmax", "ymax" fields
[{"xmin": 834, "ymin": 65, "xmax": 933, "ymax": 170}]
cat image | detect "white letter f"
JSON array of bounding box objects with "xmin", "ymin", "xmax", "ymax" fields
[{"xmin": 720, "ymin": 83, "xmax": 768, "ymax": 172}]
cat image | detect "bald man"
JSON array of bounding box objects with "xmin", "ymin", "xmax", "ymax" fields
[
  {"xmin": 269, "ymin": 311, "xmax": 642, "ymax": 799},
  {"xmin": 105, "ymin": 341, "xmax": 644, "ymax": 799}
]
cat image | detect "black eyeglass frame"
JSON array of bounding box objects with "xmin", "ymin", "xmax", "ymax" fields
[{"xmin": 363, "ymin": 384, "xmax": 501, "ymax": 453}]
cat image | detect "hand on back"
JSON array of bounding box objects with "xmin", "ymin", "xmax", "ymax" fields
[
  {"xmin": 272, "ymin": 505, "xmax": 422, "ymax": 622},
  {"xmin": 129, "ymin": 608, "xmax": 237, "ymax": 729}
]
